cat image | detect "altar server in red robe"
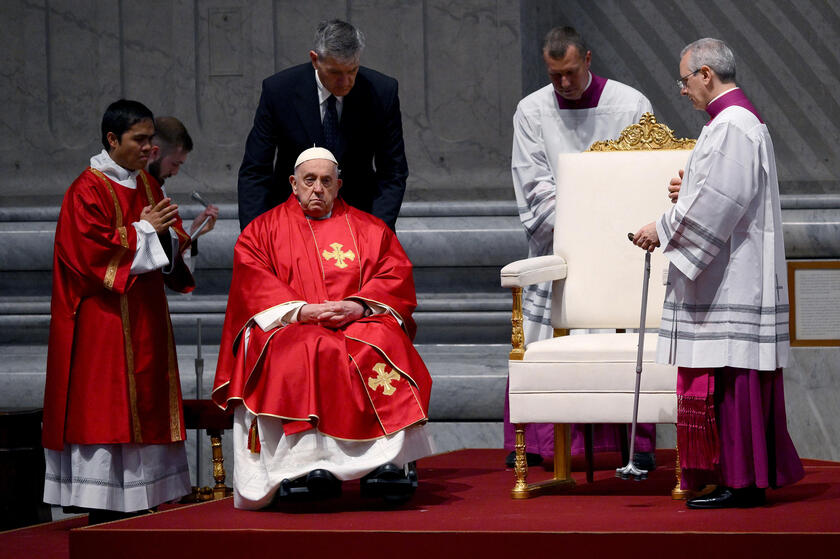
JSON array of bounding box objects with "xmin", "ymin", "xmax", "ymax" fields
[
  {"xmin": 213, "ymin": 147, "xmax": 433, "ymax": 509},
  {"xmin": 42, "ymin": 100, "xmax": 195, "ymax": 524}
]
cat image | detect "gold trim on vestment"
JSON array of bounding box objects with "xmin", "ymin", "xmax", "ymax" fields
[
  {"xmin": 347, "ymin": 337, "xmax": 428, "ymax": 434},
  {"xmin": 104, "ymin": 254, "xmax": 121, "ymax": 291},
  {"xmin": 120, "ymin": 293, "xmax": 143, "ymax": 442},
  {"xmin": 166, "ymin": 318, "xmax": 183, "ymax": 441},
  {"xmin": 236, "ymin": 399, "xmax": 423, "ymax": 443},
  {"xmin": 117, "ymin": 225, "xmax": 128, "ymax": 247},
  {"xmin": 347, "ymin": 354, "xmax": 426, "ymax": 437},
  {"xmin": 90, "ymin": 168, "xmax": 129, "ymax": 291},
  {"xmin": 89, "ymin": 167, "xmax": 143, "ymax": 442},
  {"xmin": 344, "ymin": 213, "xmax": 363, "ymax": 292},
  {"xmin": 349, "ymin": 296, "xmax": 407, "ymax": 335},
  {"xmin": 349, "ymin": 354, "xmax": 387, "ymax": 434},
  {"xmin": 305, "ymin": 219, "xmax": 327, "ymax": 282},
  {"xmin": 587, "ymin": 113, "xmax": 697, "ymax": 152},
  {"xmin": 240, "ymin": 326, "xmax": 283, "ymax": 396},
  {"xmin": 344, "ymin": 334, "xmax": 420, "ymax": 390},
  {"xmin": 137, "ymin": 171, "xmax": 155, "ymax": 205}
]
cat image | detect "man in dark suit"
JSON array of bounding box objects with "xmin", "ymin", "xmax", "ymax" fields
[{"xmin": 237, "ymin": 19, "xmax": 408, "ymax": 231}]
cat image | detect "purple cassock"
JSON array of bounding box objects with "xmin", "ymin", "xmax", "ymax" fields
[
  {"xmin": 674, "ymin": 88, "xmax": 804, "ymax": 491},
  {"xmin": 678, "ymin": 367, "xmax": 804, "ymax": 490}
]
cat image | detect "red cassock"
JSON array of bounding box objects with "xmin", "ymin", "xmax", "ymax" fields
[
  {"xmin": 212, "ymin": 197, "xmax": 432, "ymax": 441},
  {"xmin": 42, "ymin": 168, "xmax": 193, "ymax": 451}
]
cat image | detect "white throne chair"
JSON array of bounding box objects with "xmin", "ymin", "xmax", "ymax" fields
[{"xmin": 501, "ymin": 114, "xmax": 696, "ymax": 499}]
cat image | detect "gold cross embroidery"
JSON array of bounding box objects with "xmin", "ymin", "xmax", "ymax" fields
[
  {"xmin": 368, "ymin": 363, "xmax": 401, "ymax": 396},
  {"xmin": 322, "ymin": 242, "xmax": 356, "ymax": 269}
]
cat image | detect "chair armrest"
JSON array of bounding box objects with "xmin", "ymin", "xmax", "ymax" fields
[{"xmin": 500, "ymin": 255, "xmax": 568, "ymax": 288}]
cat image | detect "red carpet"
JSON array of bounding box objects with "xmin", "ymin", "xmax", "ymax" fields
[{"xmin": 3, "ymin": 449, "xmax": 839, "ymax": 559}]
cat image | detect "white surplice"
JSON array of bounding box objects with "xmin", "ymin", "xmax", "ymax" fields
[
  {"xmin": 43, "ymin": 443, "xmax": 190, "ymax": 512},
  {"xmin": 655, "ymin": 103, "xmax": 789, "ymax": 370},
  {"xmin": 511, "ymin": 79, "xmax": 653, "ymax": 343}
]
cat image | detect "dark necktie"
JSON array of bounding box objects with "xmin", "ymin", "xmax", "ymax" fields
[{"xmin": 322, "ymin": 95, "xmax": 340, "ymax": 154}]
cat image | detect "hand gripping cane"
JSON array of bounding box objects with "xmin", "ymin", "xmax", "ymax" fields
[{"xmin": 616, "ymin": 233, "xmax": 652, "ymax": 481}]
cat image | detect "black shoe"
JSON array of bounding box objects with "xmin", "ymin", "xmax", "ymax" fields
[
  {"xmin": 504, "ymin": 451, "xmax": 543, "ymax": 468},
  {"xmin": 275, "ymin": 469, "xmax": 342, "ymax": 501},
  {"xmin": 360, "ymin": 462, "xmax": 418, "ymax": 503},
  {"xmin": 633, "ymin": 452, "xmax": 656, "ymax": 471},
  {"xmin": 306, "ymin": 469, "xmax": 342, "ymax": 499},
  {"xmin": 686, "ymin": 486, "xmax": 766, "ymax": 509}
]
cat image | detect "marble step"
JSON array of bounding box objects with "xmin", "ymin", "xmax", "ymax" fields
[
  {"xmin": 0, "ymin": 293, "xmax": 514, "ymax": 345},
  {"xmin": 3, "ymin": 197, "xmax": 839, "ymax": 274},
  {"xmin": 0, "ymin": 209, "xmax": 528, "ymax": 270},
  {"xmin": 2, "ymin": 195, "xmax": 838, "ymax": 221},
  {"xmin": 0, "ymin": 343, "xmax": 510, "ymax": 422}
]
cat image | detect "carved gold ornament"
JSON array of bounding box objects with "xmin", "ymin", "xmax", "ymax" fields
[{"xmin": 587, "ymin": 113, "xmax": 696, "ymax": 151}]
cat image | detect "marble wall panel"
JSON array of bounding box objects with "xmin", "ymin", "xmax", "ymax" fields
[
  {"xmin": 783, "ymin": 347, "xmax": 840, "ymax": 462},
  {"xmin": 272, "ymin": 0, "xmax": 348, "ymax": 69},
  {"xmin": 2, "ymin": 1, "xmax": 838, "ymax": 204},
  {"xmin": 411, "ymin": 1, "xmax": 521, "ymax": 191},
  {"xmin": 521, "ymin": 0, "xmax": 840, "ymax": 195},
  {"xmin": 45, "ymin": 0, "xmax": 102, "ymax": 151},
  {"xmin": 0, "ymin": 4, "xmax": 25, "ymax": 152}
]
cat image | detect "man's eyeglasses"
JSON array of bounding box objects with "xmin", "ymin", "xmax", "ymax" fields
[{"xmin": 676, "ymin": 69, "xmax": 700, "ymax": 90}]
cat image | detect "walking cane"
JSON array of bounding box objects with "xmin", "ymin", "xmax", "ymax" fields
[{"xmin": 616, "ymin": 233, "xmax": 652, "ymax": 481}]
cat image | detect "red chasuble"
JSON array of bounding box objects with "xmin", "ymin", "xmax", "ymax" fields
[
  {"xmin": 42, "ymin": 168, "xmax": 193, "ymax": 451},
  {"xmin": 213, "ymin": 197, "xmax": 432, "ymax": 441}
]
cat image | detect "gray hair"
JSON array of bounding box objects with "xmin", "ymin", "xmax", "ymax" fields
[
  {"xmin": 680, "ymin": 38, "xmax": 736, "ymax": 83},
  {"xmin": 313, "ymin": 20, "xmax": 365, "ymax": 62},
  {"xmin": 543, "ymin": 26, "xmax": 588, "ymax": 60}
]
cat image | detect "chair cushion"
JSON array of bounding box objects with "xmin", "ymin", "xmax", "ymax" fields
[
  {"xmin": 523, "ymin": 332, "xmax": 659, "ymax": 362},
  {"xmin": 508, "ymin": 333, "xmax": 677, "ymax": 423}
]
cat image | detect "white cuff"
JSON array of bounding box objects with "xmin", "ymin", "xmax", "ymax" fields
[
  {"xmin": 254, "ymin": 302, "xmax": 306, "ymax": 331},
  {"xmin": 130, "ymin": 220, "xmax": 170, "ymax": 274}
]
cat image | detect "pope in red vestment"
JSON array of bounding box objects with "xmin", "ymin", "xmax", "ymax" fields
[
  {"xmin": 213, "ymin": 147, "xmax": 432, "ymax": 507},
  {"xmin": 213, "ymin": 195, "xmax": 431, "ymax": 441}
]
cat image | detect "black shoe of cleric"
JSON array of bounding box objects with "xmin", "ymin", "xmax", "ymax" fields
[
  {"xmin": 686, "ymin": 486, "xmax": 766, "ymax": 509},
  {"xmin": 505, "ymin": 451, "xmax": 544, "ymax": 468},
  {"xmin": 360, "ymin": 462, "xmax": 418, "ymax": 504}
]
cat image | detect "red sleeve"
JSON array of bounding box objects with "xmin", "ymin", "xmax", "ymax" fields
[
  {"xmin": 212, "ymin": 211, "xmax": 306, "ymax": 407},
  {"xmin": 54, "ymin": 171, "xmax": 139, "ymax": 296},
  {"xmin": 348, "ymin": 211, "xmax": 418, "ymax": 339}
]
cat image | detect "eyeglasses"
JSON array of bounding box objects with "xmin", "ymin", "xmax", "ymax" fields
[{"xmin": 675, "ymin": 69, "xmax": 700, "ymax": 90}]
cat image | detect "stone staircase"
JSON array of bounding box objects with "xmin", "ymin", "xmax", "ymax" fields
[
  {"xmin": 0, "ymin": 199, "xmax": 532, "ymax": 455},
  {"xmin": 2, "ymin": 195, "xmax": 839, "ymax": 461}
]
